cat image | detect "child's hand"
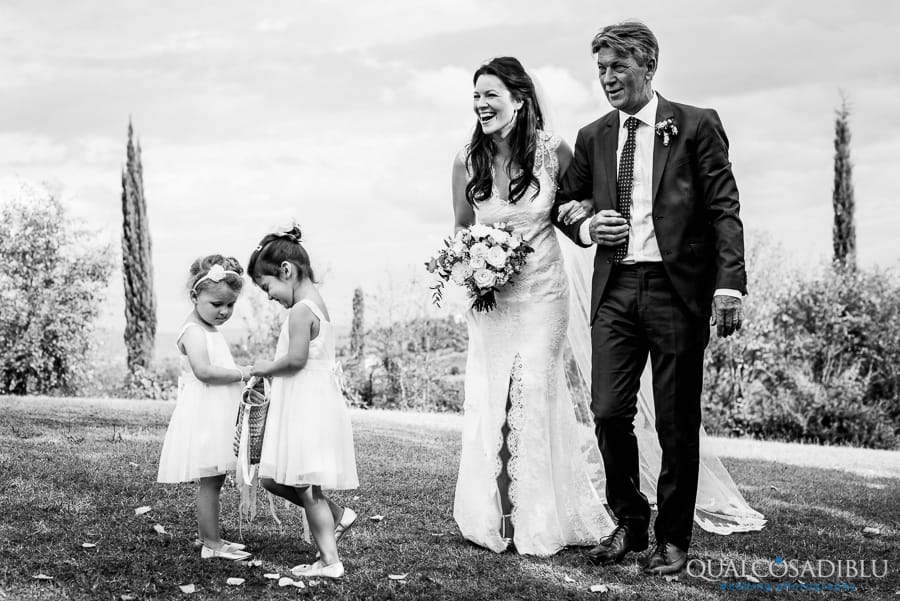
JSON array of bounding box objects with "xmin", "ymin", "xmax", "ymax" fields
[
  {"xmin": 238, "ymin": 365, "xmax": 253, "ymax": 382},
  {"xmin": 251, "ymin": 360, "xmax": 274, "ymax": 377}
]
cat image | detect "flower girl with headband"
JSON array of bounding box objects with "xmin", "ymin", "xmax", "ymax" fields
[
  {"xmin": 248, "ymin": 225, "xmax": 358, "ymax": 580},
  {"xmin": 157, "ymin": 255, "xmax": 253, "ymax": 561}
]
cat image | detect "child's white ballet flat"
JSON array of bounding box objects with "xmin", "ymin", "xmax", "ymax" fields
[
  {"xmin": 290, "ymin": 560, "xmax": 344, "ymax": 579},
  {"xmin": 194, "ymin": 538, "xmax": 247, "ymax": 551},
  {"xmin": 200, "ymin": 544, "xmax": 251, "ymax": 561}
]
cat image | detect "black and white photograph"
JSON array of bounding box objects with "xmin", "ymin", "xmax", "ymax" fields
[{"xmin": 1, "ymin": 1, "xmax": 898, "ymax": 599}]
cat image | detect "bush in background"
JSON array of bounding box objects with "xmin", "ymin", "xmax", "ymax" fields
[
  {"xmin": 703, "ymin": 234, "xmax": 900, "ymax": 449},
  {"xmin": 340, "ymin": 314, "xmax": 467, "ymax": 412},
  {"xmin": 0, "ymin": 182, "xmax": 113, "ymax": 395}
]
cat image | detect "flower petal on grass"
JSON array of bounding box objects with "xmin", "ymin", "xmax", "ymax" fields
[
  {"xmin": 263, "ymin": 573, "xmax": 280, "ymax": 579},
  {"xmin": 388, "ymin": 573, "xmax": 408, "ymax": 580},
  {"xmin": 369, "ymin": 515, "xmax": 385, "ymax": 522},
  {"xmin": 746, "ymin": 575, "xmax": 760, "ymax": 583},
  {"xmin": 564, "ymin": 575, "xmax": 576, "ymax": 583},
  {"xmin": 589, "ymin": 583, "xmax": 608, "ymax": 593},
  {"xmin": 863, "ymin": 526, "xmax": 881, "ymax": 536},
  {"xmin": 278, "ymin": 577, "xmax": 295, "ymax": 587},
  {"xmin": 81, "ymin": 543, "xmax": 97, "ymax": 548},
  {"xmin": 294, "ymin": 581, "xmax": 306, "ymax": 589},
  {"xmin": 178, "ymin": 584, "xmax": 195, "ymax": 594},
  {"xmin": 225, "ymin": 577, "xmax": 245, "ymax": 586},
  {"xmin": 32, "ymin": 574, "xmax": 53, "ymax": 580},
  {"xmin": 664, "ymin": 574, "xmax": 679, "ymax": 583},
  {"xmin": 134, "ymin": 506, "xmax": 152, "ymax": 516},
  {"xmin": 153, "ymin": 524, "xmax": 167, "ymax": 535},
  {"xmin": 247, "ymin": 559, "xmax": 263, "ymax": 567}
]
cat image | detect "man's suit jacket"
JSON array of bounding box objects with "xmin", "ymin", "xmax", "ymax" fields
[{"xmin": 554, "ymin": 93, "xmax": 747, "ymax": 321}]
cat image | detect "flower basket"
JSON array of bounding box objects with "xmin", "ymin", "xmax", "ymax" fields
[{"xmin": 234, "ymin": 376, "xmax": 270, "ymax": 471}]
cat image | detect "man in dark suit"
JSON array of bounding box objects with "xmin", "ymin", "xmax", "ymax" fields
[{"xmin": 553, "ymin": 21, "xmax": 746, "ymax": 575}]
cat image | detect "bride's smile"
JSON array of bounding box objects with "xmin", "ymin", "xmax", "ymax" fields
[{"xmin": 472, "ymin": 74, "xmax": 522, "ymax": 137}]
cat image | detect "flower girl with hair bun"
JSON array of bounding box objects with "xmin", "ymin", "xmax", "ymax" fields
[
  {"xmin": 157, "ymin": 255, "xmax": 253, "ymax": 561},
  {"xmin": 248, "ymin": 225, "xmax": 358, "ymax": 580}
]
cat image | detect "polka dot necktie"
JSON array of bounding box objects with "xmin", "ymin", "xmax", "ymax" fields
[{"xmin": 613, "ymin": 116, "xmax": 640, "ymax": 263}]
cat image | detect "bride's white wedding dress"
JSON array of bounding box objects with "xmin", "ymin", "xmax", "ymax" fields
[{"xmin": 453, "ymin": 131, "xmax": 765, "ymax": 557}]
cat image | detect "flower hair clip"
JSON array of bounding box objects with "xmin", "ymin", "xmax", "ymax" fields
[
  {"xmin": 272, "ymin": 221, "xmax": 303, "ymax": 244},
  {"xmin": 654, "ymin": 117, "xmax": 678, "ymax": 147},
  {"xmin": 192, "ymin": 264, "xmax": 240, "ymax": 291}
]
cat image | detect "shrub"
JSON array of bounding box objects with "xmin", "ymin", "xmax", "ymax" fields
[
  {"xmin": 703, "ymin": 234, "xmax": 900, "ymax": 448},
  {"xmin": 117, "ymin": 359, "xmax": 180, "ymax": 401},
  {"xmin": 340, "ymin": 315, "xmax": 467, "ymax": 411},
  {"xmin": 0, "ymin": 181, "xmax": 113, "ymax": 395}
]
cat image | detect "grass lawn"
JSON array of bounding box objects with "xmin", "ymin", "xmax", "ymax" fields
[{"xmin": 1, "ymin": 396, "xmax": 898, "ymax": 600}]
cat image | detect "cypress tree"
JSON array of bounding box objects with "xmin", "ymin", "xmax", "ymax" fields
[
  {"xmin": 832, "ymin": 95, "xmax": 856, "ymax": 270},
  {"xmin": 350, "ymin": 287, "xmax": 365, "ymax": 364},
  {"xmin": 121, "ymin": 120, "xmax": 156, "ymax": 372}
]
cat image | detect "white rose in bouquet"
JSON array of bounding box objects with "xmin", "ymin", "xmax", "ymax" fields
[
  {"xmin": 486, "ymin": 246, "xmax": 508, "ymax": 269},
  {"xmin": 450, "ymin": 261, "xmax": 470, "ymax": 285},
  {"xmin": 473, "ymin": 268, "xmax": 496, "ymax": 290},
  {"xmin": 489, "ymin": 229, "xmax": 510, "ymax": 245},
  {"xmin": 470, "ymin": 242, "xmax": 490, "ymax": 258},
  {"xmin": 426, "ymin": 221, "xmax": 534, "ymax": 313},
  {"xmin": 469, "ymin": 223, "xmax": 492, "ymax": 239}
]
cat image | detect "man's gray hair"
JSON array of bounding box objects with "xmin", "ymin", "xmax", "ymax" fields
[{"xmin": 591, "ymin": 20, "xmax": 659, "ymax": 67}]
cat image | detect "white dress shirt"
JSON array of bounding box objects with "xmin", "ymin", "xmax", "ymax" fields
[{"xmin": 578, "ymin": 92, "xmax": 741, "ymax": 299}]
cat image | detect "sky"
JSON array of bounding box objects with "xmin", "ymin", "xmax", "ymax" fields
[{"xmin": 2, "ymin": 0, "xmax": 899, "ymax": 338}]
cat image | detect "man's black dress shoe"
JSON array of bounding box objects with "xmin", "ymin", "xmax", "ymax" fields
[
  {"xmin": 643, "ymin": 541, "xmax": 688, "ymax": 575},
  {"xmin": 587, "ymin": 525, "xmax": 649, "ymax": 565}
]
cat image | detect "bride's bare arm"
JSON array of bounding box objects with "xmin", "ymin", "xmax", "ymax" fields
[
  {"xmin": 554, "ymin": 140, "xmax": 592, "ymax": 226},
  {"xmin": 452, "ymin": 154, "xmax": 475, "ymax": 232}
]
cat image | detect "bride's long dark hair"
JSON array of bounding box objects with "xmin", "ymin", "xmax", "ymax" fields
[{"xmin": 465, "ymin": 57, "xmax": 544, "ymax": 205}]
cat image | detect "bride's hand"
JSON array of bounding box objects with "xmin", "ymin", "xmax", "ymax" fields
[{"xmin": 557, "ymin": 200, "xmax": 593, "ymax": 226}]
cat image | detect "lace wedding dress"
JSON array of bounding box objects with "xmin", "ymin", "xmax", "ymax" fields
[
  {"xmin": 452, "ymin": 131, "xmax": 765, "ymax": 557},
  {"xmin": 453, "ymin": 132, "xmax": 615, "ymax": 555}
]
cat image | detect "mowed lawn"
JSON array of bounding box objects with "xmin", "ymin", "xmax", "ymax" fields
[{"xmin": 0, "ymin": 396, "xmax": 898, "ymax": 600}]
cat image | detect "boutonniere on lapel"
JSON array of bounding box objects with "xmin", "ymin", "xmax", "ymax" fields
[{"xmin": 654, "ymin": 117, "xmax": 679, "ymax": 147}]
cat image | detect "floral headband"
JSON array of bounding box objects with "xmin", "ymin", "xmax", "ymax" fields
[{"xmin": 191, "ymin": 264, "xmax": 241, "ymax": 292}]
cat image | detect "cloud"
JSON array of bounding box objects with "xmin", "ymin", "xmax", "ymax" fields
[
  {"xmin": 529, "ymin": 65, "xmax": 594, "ymax": 123},
  {"xmin": 0, "ymin": 133, "xmax": 69, "ymax": 165},
  {"xmin": 2, "ymin": 0, "xmax": 899, "ymax": 332},
  {"xmin": 404, "ymin": 65, "xmax": 472, "ymax": 111},
  {"xmin": 254, "ymin": 18, "xmax": 292, "ymax": 33}
]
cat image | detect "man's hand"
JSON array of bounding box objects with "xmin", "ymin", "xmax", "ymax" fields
[
  {"xmin": 589, "ymin": 210, "xmax": 630, "ymax": 246},
  {"xmin": 711, "ymin": 295, "xmax": 744, "ymax": 338}
]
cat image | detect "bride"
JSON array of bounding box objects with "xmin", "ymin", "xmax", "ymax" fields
[{"xmin": 450, "ymin": 57, "xmax": 764, "ymax": 556}]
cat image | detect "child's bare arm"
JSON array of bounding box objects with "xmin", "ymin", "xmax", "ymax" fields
[
  {"xmin": 181, "ymin": 327, "xmax": 245, "ymax": 384},
  {"xmin": 251, "ymin": 306, "xmax": 312, "ymax": 377}
]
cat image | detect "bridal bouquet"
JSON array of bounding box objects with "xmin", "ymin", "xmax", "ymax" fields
[{"xmin": 425, "ymin": 222, "xmax": 533, "ymax": 312}]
